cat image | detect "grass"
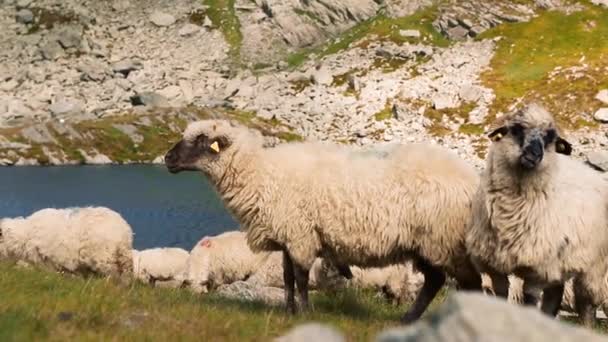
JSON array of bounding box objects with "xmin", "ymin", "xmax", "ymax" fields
[
  {"xmin": 0, "ymin": 261, "xmax": 438, "ymax": 341},
  {"xmin": 479, "ymin": 4, "xmax": 608, "ymax": 128},
  {"xmin": 285, "ymin": 6, "xmax": 448, "ymax": 68},
  {"xmin": 204, "ymin": 0, "xmax": 243, "ymax": 59},
  {"xmin": 374, "ymin": 101, "xmax": 394, "ymax": 121}
]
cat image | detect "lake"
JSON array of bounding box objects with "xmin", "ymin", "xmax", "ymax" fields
[{"xmin": 0, "ymin": 165, "xmax": 237, "ymax": 250}]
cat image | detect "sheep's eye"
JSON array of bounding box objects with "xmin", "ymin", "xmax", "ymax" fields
[
  {"xmin": 509, "ymin": 123, "xmax": 524, "ymax": 137},
  {"xmin": 544, "ymin": 129, "xmax": 556, "ymax": 146}
]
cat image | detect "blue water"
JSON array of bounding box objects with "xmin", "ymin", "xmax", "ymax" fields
[{"xmin": 0, "ymin": 165, "xmax": 237, "ymax": 250}]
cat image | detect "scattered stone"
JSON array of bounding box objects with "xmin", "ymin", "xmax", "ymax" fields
[
  {"xmin": 152, "ymin": 155, "xmax": 164, "ymax": 164},
  {"xmin": 178, "ymin": 80, "xmax": 194, "ymax": 103},
  {"xmin": 376, "ymin": 292, "xmax": 607, "ymax": 342},
  {"xmin": 591, "ymin": 0, "xmax": 608, "ymax": 8},
  {"xmin": 49, "ymin": 98, "xmax": 84, "ymax": 116},
  {"xmin": 78, "ymin": 150, "xmax": 113, "ymax": 164},
  {"xmin": 159, "ymin": 85, "xmax": 182, "ymax": 100},
  {"xmin": 16, "ymin": 0, "xmax": 32, "ymax": 8},
  {"xmin": 276, "ymin": 323, "xmax": 346, "ymax": 342},
  {"xmin": 16, "ymin": 157, "xmax": 39, "ymax": 166},
  {"xmin": 432, "ymin": 94, "xmax": 458, "ymax": 110},
  {"xmin": 21, "ymin": 125, "xmax": 58, "ymax": 144},
  {"xmin": 311, "ymin": 67, "xmax": 333, "ymax": 86},
  {"xmin": 459, "ymin": 85, "xmax": 483, "ymax": 102},
  {"xmin": 178, "ymin": 23, "xmax": 200, "ymax": 36},
  {"xmin": 78, "ymin": 61, "xmax": 109, "ymax": 82},
  {"xmin": 150, "ymin": 11, "xmax": 176, "ymax": 27},
  {"xmin": 347, "ymin": 75, "xmax": 360, "ymax": 93},
  {"xmin": 0, "ymin": 158, "xmax": 15, "ymax": 166},
  {"xmin": 203, "ymin": 16, "xmax": 213, "ymax": 28},
  {"xmin": 587, "ymin": 151, "xmax": 608, "ymax": 171},
  {"xmin": 57, "ymin": 27, "xmax": 82, "ymax": 49},
  {"xmin": 130, "ymin": 92, "xmax": 169, "ymax": 108},
  {"xmin": 40, "ymin": 41, "xmax": 65, "ymax": 60},
  {"xmin": 593, "ymin": 108, "xmax": 608, "ymax": 123},
  {"xmin": 113, "ymin": 124, "xmax": 144, "ymax": 143},
  {"xmin": 399, "ymin": 29, "xmax": 421, "ymax": 38},
  {"xmin": 595, "ymin": 89, "xmax": 608, "ymax": 104},
  {"xmin": 216, "ymin": 281, "xmax": 284, "ymax": 305},
  {"xmin": 0, "ymin": 79, "xmax": 19, "ymax": 92},
  {"xmin": 447, "ymin": 26, "xmax": 470, "ymax": 40},
  {"xmin": 16, "ymin": 9, "xmax": 34, "ymax": 24},
  {"xmin": 112, "ymin": 59, "xmax": 143, "ymax": 77}
]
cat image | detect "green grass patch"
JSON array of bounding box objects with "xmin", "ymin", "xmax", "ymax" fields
[
  {"xmin": 285, "ymin": 6, "xmax": 448, "ymax": 68},
  {"xmin": 374, "ymin": 101, "xmax": 394, "ymax": 121},
  {"xmin": 0, "ymin": 261, "xmax": 438, "ymax": 341},
  {"xmin": 479, "ymin": 5, "xmax": 608, "ymax": 128},
  {"xmin": 204, "ymin": 0, "xmax": 243, "ymax": 59}
]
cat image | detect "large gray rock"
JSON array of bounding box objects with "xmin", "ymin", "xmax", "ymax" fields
[
  {"xmin": 178, "ymin": 23, "xmax": 200, "ymax": 36},
  {"xmin": 149, "ymin": 11, "xmax": 176, "ymax": 27},
  {"xmin": 40, "ymin": 41, "xmax": 65, "ymax": 60},
  {"xmin": 216, "ymin": 281, "xmax": 284, "ymax": 305},
  {"xmin": 591, "ymin": 0, "xmax": 608, "ymax": 7},
  {"xmin": 596, "ymin": 89, "xmax": 608, "ymax": 104},
  {"xmin": 376, "ymin": 292, "xmax": 607, "ymax": 342},
  {"xmin": 275, "ymin": 323, "xmax": 346, "ymax": 342},
  {"xmin": 49, "ymin": 98, "xmax": 84, "ymax": 116},
  {"xmin": 587, "ymin": 151, "xmax": 608, "ymax": 171},
  {"xmin": 311, "ymin": 66, "xmax": 333, "ymax": 86},
  {"xmin": 594, "ymin": 108, "xmax": 608, "ymax": 123},
  {"xmin": 16, "ymin": 9, "xmax": 34, "ymax": 24},
  {"xmin": 57, "ymin": 27, "xmax": 82, "ymax": 49},
  {"xmin": 130, "ymin": 92, "xmax": 169, "ymax": 108},
  {"xmin": 112, "ymin": 59, "xmax": 143, "ymax": 77},
  {"xmin": 399, "ymin": 29, "xmax": 421, "ymax": 38}
]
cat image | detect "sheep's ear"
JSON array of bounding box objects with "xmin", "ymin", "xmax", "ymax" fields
[
  {"xmin": 488, "ymin": 126, "xmax": 509, "ymax": 142},
  {"xmin": 555, "ymin": 137, "xmax": 572, "ymax": 155}
]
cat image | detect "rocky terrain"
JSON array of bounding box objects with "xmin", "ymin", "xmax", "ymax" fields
[{"xmin": 0, "ymin": 0, "xmax": 607, "ymax": 169}]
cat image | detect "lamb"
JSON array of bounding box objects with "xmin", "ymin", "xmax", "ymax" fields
[
  {"xmin": 349, "ymin": 262, "xmax": 424, "ymax": 305},
  {"xmin": 0, "ymin": 207, "xmax": 133, "ymax": 277},
  {"xmin": 465, "ymin": 103, "xmax": 608, "ymax": 326},
  {"xmin": 185, "ymin": 230, "xmax": 349, "ymax": 293},
  {"xmin": 132, "ymin": 247, "xmax": 189, "ymax": 288},
  {"xmin": 185, "ymin": 231, "xmax": 272, "ymax": 293},
  {"xmin": 164, "ymin": 119, "xmax": 482, "ymax": 323}
]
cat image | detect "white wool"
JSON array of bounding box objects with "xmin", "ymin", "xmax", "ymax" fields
[{"xmin": 0, "ymin": 207, "xmax": 133, "ymax": 276}]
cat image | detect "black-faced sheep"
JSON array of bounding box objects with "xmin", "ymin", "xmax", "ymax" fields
[
  {"xmin": 164, "ymin": 119, "xmax": 482, "ymax": 323},
  {"xmin": 466, "ymin": 103, "xmax": 608, "ymax": 326}
]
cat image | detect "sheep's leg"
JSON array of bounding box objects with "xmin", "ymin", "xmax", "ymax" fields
[
  {"xmin": 453, "ymin": 259, "xmax": 482, "ymax": 291},
  {"xmin": 487, "ymin": 270, "xmax": 510, "ymax": 299},
  {"xmin": 522, "ymin": 281, "xmax": 540, "ymax": 307},
  {"xmin": 400, "ymin": 258, "xmax": 446, "ymax": 324},
  {"xmin": 293, "ymin": 263, "xmax": 311, "ymax": 312},
  {"xmin": 335, "ymin": 263, "xmax": 353, "ymax": 279},
  {"xmin": 540, "ymin": 283, "xmax": 564, "ymax": 317},
  {"xmin": 282, "ymin": 250, "xmax": 297, "ymax": 314},
  {"xmin": 573, "ymin": 277, "xmax": 596, "ymax": 327}
]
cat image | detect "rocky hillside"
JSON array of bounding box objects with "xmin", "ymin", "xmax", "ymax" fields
[{"xmin": 0, "ymin": 0, "xmax": 607, "ymax": 168}]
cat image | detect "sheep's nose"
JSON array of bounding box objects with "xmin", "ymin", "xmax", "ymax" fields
[{"xmin": 164, "ymin": 150, "xmax": 176, "ymax": 164}]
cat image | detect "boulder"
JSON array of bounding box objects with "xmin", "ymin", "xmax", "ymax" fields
[
  {"xmin": 595, "ymin": 89, "xmax": 608, "ymax": 104},
  {"xmin": 276, "ymin": 323, "xmax": 346, "ymax": 342},
  {"xmin": 587, "ymin": 150, "xmax": 608, "ymax": 171},
  {"xmin": 593, "ymin": 108, "xmax": 608, "ymax": 123},
  {"xmin": 150, "ymin": 11, "xmax": 176, "ymax": 27},
  {"xmin": 216, "ymin": 281, "xmax": 284, "ymax": 305},
  {"xmin": 16, "ymin": 9, "xmax": 34, "ymax": 24},
  {"xmin": 376, "ymin": 292, "xmax": 607, "ymax": 342}
]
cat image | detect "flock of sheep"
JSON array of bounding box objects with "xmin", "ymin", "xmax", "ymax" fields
[
  {"xmin": 164, "ymin": 102, "xmax": 608, "ymax": 327},
  {"xmin": 0, "ymin": 208, "xmax": 424, "ymax": 304},
  {"xmin": 1, "ymin": 102, "xmax": 607, "ymax": 329}
]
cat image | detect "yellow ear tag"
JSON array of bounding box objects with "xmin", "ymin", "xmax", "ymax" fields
[
  {"xmin": 491, "ymin": 133, "xmax": 503, "ymax": 142},
  {"xmin": 210, "ymin": 141, "xmax": 220, "ymax": 153}
]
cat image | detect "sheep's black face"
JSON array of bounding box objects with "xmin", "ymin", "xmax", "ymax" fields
[
  {"xmin": 488, "ymin": 123, "xmax": 572, "ymax": 170},
  {"xmin": 165, "ymin": 134, "xmax": 231, "ymax": 173}
]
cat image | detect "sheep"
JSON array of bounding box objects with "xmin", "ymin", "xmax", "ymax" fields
[
  {"xmin": 0, "ymin": 207, "xmax": 133, "ymax": 277},
  {"xmin": 465, "ymin": 103, "xmax": 608, "ymax": 327},
  {"xmin": 185, "ymin": 231, "xmax": 272, "ymax": 293},
  {"xmin": 349, "ymin": 262, "xmax": 424, "ymax": 305},
  {"xmin": 164, "ymin": 119, "xmax": 483, "ymax": 323},
  {"xmin": 185, "ymin": 230, "xmax": 350, "ymax": 293},
  {"xmin": 132, "ymin": 247, "xmax": 189, "ymax": 288}
]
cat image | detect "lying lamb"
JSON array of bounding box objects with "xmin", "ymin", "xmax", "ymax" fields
[
  {"xmin": 466, "ymin": 103, "xmax": 608, "ymax": 326},
  {"xmin": 0, "ymin": 207, "xmax": 133, "ymax": 277},
  {"xmin": 132, "ymin": 247, "xmax": 189, "ymax": 288},
  {"xmin": 185, "ymin": 231, "xmax": 349, "ymax": 293},
  {"xmin": 165, "ymin": 119, "xmax": 482, "ymax": 323}
]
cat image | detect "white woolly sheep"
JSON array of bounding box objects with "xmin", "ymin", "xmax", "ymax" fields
[
  {"xmin": 185, "ymin": 231, "xmax": 272, "ymax": 293},
  {"xmin": 132, "ymin": 247, "xmax": 189, "ymax": 288},
  {"xmin": 165, "ymin": 119, "xmax": 482, "ymax": 322},
  {"xmin": 186, "ymin": 231, "xmax": 349, "ymax": 293},
  {"xmin": 0, "ymin": 207, "xmax": 133, "ymax": 277},
  {"xmin": 349, "ymin": 262, "xmax": 424, "ymax": 305},
  {"xmin": 466, "ymin": 103, "xmax": 608, "ymax": 326}
]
